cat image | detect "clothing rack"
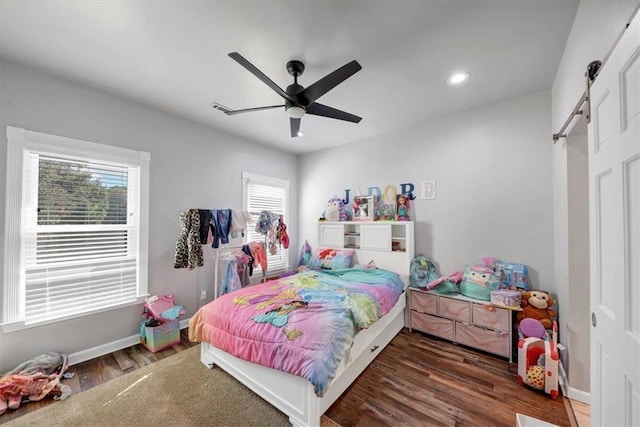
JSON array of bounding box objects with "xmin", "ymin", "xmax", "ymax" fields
[{"xmin": 174, "ymin": 208, "xmax": 280, "ymax": 298}]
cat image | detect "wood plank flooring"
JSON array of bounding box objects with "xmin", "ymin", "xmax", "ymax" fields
[
  {"xmin": 324, "ymin": 329, "xmax": 573, "ymax": 427},
  {"xmin": 1, "ymin": 328, "xmax": 575, "ymax": 426},
  {"xmin": 569, "ymin": 400, "xmax": 590, "ymax": 427}
]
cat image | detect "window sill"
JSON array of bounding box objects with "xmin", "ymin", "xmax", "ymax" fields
[{"xmin": 1, "ymin": 296, "xmax": 149, "ymax": 334}]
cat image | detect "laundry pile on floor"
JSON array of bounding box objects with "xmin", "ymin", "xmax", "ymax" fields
[{"xmin": 0, "ymin": 352, "xmax": 72, "ymax": 415}]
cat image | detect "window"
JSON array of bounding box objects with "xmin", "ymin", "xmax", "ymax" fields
[
  {"xmin": 242, "ymin": 172, "xmax": 289, "ymax": 274},
  {"xmin": 3, "ymin": 127, "xmax": 150, "ymax": 330}
]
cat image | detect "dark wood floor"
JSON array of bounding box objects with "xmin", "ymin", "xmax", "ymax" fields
[
  {"xmin": 1, "ymin": 328, "xmax": 575, "ymax": 426},
  {"xmin": 325, "ymin": 329, "xmax": 574, "ymax": 427}
]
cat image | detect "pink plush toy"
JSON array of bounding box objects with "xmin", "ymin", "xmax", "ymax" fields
[{"xmin": 425, "ymin": 271, "xmax": 463, "ymax": 292}]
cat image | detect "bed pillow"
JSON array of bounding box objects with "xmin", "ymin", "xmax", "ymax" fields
[{"xmin": 308, "ymin": 248, "xmax": 355, "ymax": 270}]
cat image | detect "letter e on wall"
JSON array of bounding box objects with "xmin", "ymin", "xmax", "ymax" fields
[{"xmin": 420, "ymin": 181, "xmax": 437, "ymax": 200}]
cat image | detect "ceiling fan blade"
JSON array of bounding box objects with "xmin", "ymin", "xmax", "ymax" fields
[
  {"xmin": 290, "ymin": 117, "xmax": 301, "ymax": 137},
  {"xmin": 224, "ymin": 105, "xmax": 285, "ymax": 115},
  {"xmin": 306, "ymin": 102, "xmax": 362, "ymax": 123},
  {"xmin": 228, "ymin": 52, "xmax": 295, "ymax": 102},
  {"xmin": 297, "ymin": 60, "xmax": 362, "ymax": 106}
]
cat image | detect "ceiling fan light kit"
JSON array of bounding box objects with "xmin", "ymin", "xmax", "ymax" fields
[
  {"xmin": 286, "ymin": 105, "xmax": 305, "ymax": 119},
  {"xmin": 219, "ymin": 52, "xmax": 362, "ymax": 138}
]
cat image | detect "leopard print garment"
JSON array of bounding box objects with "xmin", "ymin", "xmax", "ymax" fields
[
  {"xmin": 174, "ymin": 211, "xmax": 189, "ymax": 269},
  {"xmin": 186, "ymin": 209, "xmax": 203, "ymax": 270},
  {"xmin": 173, "ymin": 209, "xmax": 204, "ymax": 269}
]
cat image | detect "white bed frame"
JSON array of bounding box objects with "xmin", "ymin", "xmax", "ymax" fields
[{"xmin": 200, "ymin": 234, "xmax": 413, "ymax": 427}]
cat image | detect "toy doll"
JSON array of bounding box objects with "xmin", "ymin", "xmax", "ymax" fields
[{"xmin": 395, "ymin": 194, "xmax": 410, "ymax": 221}]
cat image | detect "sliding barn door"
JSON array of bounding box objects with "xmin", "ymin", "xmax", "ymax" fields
[{"xmin": 588, "ymin": 10, "xmax": 640, "ymax": 427}]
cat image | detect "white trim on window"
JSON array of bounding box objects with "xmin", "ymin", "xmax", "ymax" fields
[{"xmin": 3, "ymin": 126, "xmax": 150, "ymax": 332}]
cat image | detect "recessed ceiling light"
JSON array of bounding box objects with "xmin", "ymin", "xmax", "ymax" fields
[
  {"xmin": 297, "ymin": 131, "xmax": 304, "ymax": 137},
  {"xmin": 447, "ymin": 72, "xmax": 470, "ymax": 86}
]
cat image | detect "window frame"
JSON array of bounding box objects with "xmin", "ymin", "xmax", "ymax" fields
[
  {"xmin": 3, "ymin": 126, "xmax": 150, "ymax": 332},
  {"xmin": 242, "ymin": 171, "xmax": 290, "ymax": 275}
]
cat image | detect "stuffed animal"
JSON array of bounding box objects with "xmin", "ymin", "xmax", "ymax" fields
[
  {"xmin": 526, "ymin": 365, "xmax": 546, "ymax": 390},
  {"xmin": 517, "ymin": 290, "xmax": 557, "ymax": 329},
  {"xmin": 323, "ymin": 196, "xmax": 348, "ymax": 221}
]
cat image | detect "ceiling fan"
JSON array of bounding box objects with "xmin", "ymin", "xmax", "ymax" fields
[{"xmin": 216, "ymin": 52, "xmax": 362, "ymax": 138}]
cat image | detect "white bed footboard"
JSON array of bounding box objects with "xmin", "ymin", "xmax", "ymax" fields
[{"xmin": 200, "ymin": 295, "xmax": 406, "ymax": 427}]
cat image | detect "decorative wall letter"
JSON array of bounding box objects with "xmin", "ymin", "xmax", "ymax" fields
[
  {"xmin": 400, "ymin": 183, "xmax": 415, "ymax": 199},
  {"xmin": 382, "ymin": 185, "xmax": 397, "ymax": 204},
  {"xmin": 343, "ymin": 189, "xmax": 351, "ymax": 205},
  {"xmin": 420, "ymin": 181, "xmax": 437, "ymax": 200}
]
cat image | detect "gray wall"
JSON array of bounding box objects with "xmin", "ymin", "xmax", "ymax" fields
[
  {"xmin": 550, "ymin": 0, "xmax": 639, "ymax": 400},
  {"xmin": 566, "ymin": 122, "xmax": 590, "ymax": 394},
  {"xmin": 299, "ymin": 91, "xmax": 555, "ymax": 294},
  {"xmin": 0, "ymin": 60, "xmax": 298, "ymax": 373}
]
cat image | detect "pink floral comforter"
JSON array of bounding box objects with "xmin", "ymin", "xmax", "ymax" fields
[{"xmin": 188, "ymin": 268, "xmax": 404, "ymax": 396}]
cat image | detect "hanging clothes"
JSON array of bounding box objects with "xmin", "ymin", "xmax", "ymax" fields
[
  {"xmin": 248, "ymin": 241, "xmax": 267, "ymax": 274},
  {"xmin": 211, "ymin": 209, "xmax": 232, "ymax": 249},
  {"xmin": 174, "ymin": 211, "xmax": 189, "ymax": 269},
  {"xmin": 230, "ymin": 209, "xmax": 252, "ymax": 239},
  {"xmin": 206, "ymin": 226, "xmax": 213, "ymax": 244},
  {"xmin": 275, "ymin": 215, "xmax": 289, "ymax": 249},
  {"xmin": 174, "ymin": 209, "xmax": 204, "ymax": 270},
  {"xmin": 222, "ymin": 260, "xmax": 242, "ymax": 295},
  {"xmin": 255, "ymin": 210, "xmax": 279, "ymax": 235},
  {"xmin": 235, "ymin": 252, "xmax": 253, "ymax": 287},
  {"xmin": 186, "ymin": 209, "xmax": 204, "ymax": 270},
  {"xmin": 198, "ymin": 209, "xmax": 214, "ymax": 244},
  {"xmin": 242, "ymin": 244, "xmax": 254, "ymax": 276}
]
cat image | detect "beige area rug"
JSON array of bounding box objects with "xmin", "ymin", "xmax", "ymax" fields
[{"xmin": 5, "ymin": 345, "xmax": 294, "ymax": 427}]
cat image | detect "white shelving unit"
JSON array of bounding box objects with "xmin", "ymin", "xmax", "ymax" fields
[
  {"xmin": 318, "ymin": 221, "xmax": 415, "ymax": 286},
  {"xmin": 319, "ymin": 221, "xmax": 413, "ymax": 253}
]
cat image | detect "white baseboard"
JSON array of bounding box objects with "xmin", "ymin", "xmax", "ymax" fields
[
  {"xmin": 567, "ymin": 387, "xmax": 590, "ymax": 405},
  {"xmin": 558, "ymin": 360, "xmax": 591, "ymax": 404},
  {"xmin": 68, "ymin": 317, "xmax": 191, "ymax": 367},
  {"xmin": 558, "ymin": 360, "xmax": 569, "ymax": 396}
]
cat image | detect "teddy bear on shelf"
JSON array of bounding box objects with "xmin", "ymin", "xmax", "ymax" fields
[{"xmin": 517, "ymin": 290, "xmax": 557, "ymax": 329}]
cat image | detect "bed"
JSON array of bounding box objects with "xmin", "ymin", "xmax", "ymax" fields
[{"xmin": 189, "ymin": 236, "xmax": 413, "ymax": 427}]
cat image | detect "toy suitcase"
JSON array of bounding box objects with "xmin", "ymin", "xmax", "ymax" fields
[{"xmin": 517, "ymin": 322, "xmax": 559, "ymax": 399}]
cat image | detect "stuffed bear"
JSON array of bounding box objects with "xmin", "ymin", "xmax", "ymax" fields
[{"xmin": 517, "ymin": 290, "xmax": 557, "ymax": 329}]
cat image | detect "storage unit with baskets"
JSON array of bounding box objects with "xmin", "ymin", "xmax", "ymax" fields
[{"xmin": 408, "ymin": 287, "xmax": 513, "ymax": 360}]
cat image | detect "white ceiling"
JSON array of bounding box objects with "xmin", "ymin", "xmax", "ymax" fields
[{"xmin": 0, "ymin": 1, "xmax": 578, "ymax": 154}]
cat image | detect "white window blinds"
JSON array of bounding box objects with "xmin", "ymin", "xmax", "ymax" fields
[
  {"xmin": 3, "ymin": 126, "xmax": 150, "ymax": 329},
  {"xmin": 23, "ymin": 154, "xmax": 140, "ymax": 323},
  {"xmin": 243, "ymin": 173, "xmax": 289, "ymax": 274}
]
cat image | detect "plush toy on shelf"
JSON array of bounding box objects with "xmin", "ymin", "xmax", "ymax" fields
[
  {"xmin": 323, "ymin": 196, "xmax": 349, "ymax": 221},
  {"xmin": 517, "ymin": 290, "xmax": 557, "ymax": 329}
]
